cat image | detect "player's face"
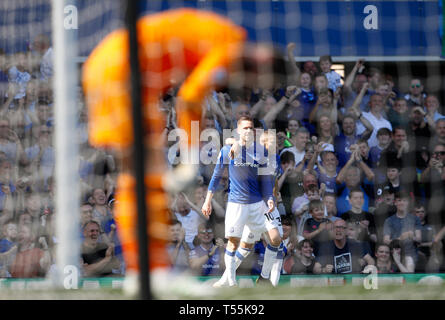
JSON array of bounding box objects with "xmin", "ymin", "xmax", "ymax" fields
[{"xmin": 237, "ymin": 120, "xmax": 254, "ymax": 143}]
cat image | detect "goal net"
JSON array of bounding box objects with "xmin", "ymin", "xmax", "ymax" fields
[{"xmin": 0, "ymin": 0, "xmax": 444, "ymax": 299}]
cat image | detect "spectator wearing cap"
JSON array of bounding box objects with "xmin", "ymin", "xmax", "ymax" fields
[{"xmin": 383, "ymin": 191, "xmax": 421, "ymax": 267}]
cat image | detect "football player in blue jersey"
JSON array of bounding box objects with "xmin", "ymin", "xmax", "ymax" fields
[{"xmin": 202, "ymin": 121, "xmax": 283, "ymax": 286}]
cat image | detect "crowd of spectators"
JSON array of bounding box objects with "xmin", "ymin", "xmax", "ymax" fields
[
  {"xmin": 167, "ymin": 43, "xmax": 445, "ymax": 277},
  {"xmin": 1, "ymin": 35, "xmax": 445, "ymax": 279}
]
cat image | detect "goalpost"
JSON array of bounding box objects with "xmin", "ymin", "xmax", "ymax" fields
[{"xmin": 52, "ymin": 0, "xmax": 81, "ymax": 289}]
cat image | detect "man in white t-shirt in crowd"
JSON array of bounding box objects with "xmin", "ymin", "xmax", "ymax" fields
[
  {"xmin": 280, "ymin": 127, "xmax": 309, "ymax": 167},
  {"xmin": 357, "ymin": 93, "xmax": 392, "ymax": 148},
  {"xmin": 174, "ymin": 194, "xmax": 206, "ymax": 249}
]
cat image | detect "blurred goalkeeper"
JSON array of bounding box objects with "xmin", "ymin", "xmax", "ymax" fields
[{"xmin": 82, "ymin": 8, "xmax": 289, "ymax": 281}]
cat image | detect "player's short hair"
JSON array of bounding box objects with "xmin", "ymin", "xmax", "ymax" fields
[{"xmin": 237, "ymin": 115, "xmax": 253, "ymax": 127}]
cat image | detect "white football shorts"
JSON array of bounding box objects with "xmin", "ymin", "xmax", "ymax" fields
[{"xmin": 224, "ymin": 201, "xmax": 282, "ymax": 242}]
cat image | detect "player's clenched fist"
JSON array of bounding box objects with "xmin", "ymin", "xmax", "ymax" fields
[{"xmin": 201, "ymin": 199, "xmax": 212, "ymax": 217}]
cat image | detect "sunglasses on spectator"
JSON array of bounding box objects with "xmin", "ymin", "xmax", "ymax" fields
[
  {"xmin": 411, "ymin": 84, "xmax": 421, "ymax": 88},
  {"xmin": 433, "ymin": 151, "xmax": 445, "ymax": 156},
  {"xmin": 199, "ymin": 229, "xmax": 213, "ymax": 234}
]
